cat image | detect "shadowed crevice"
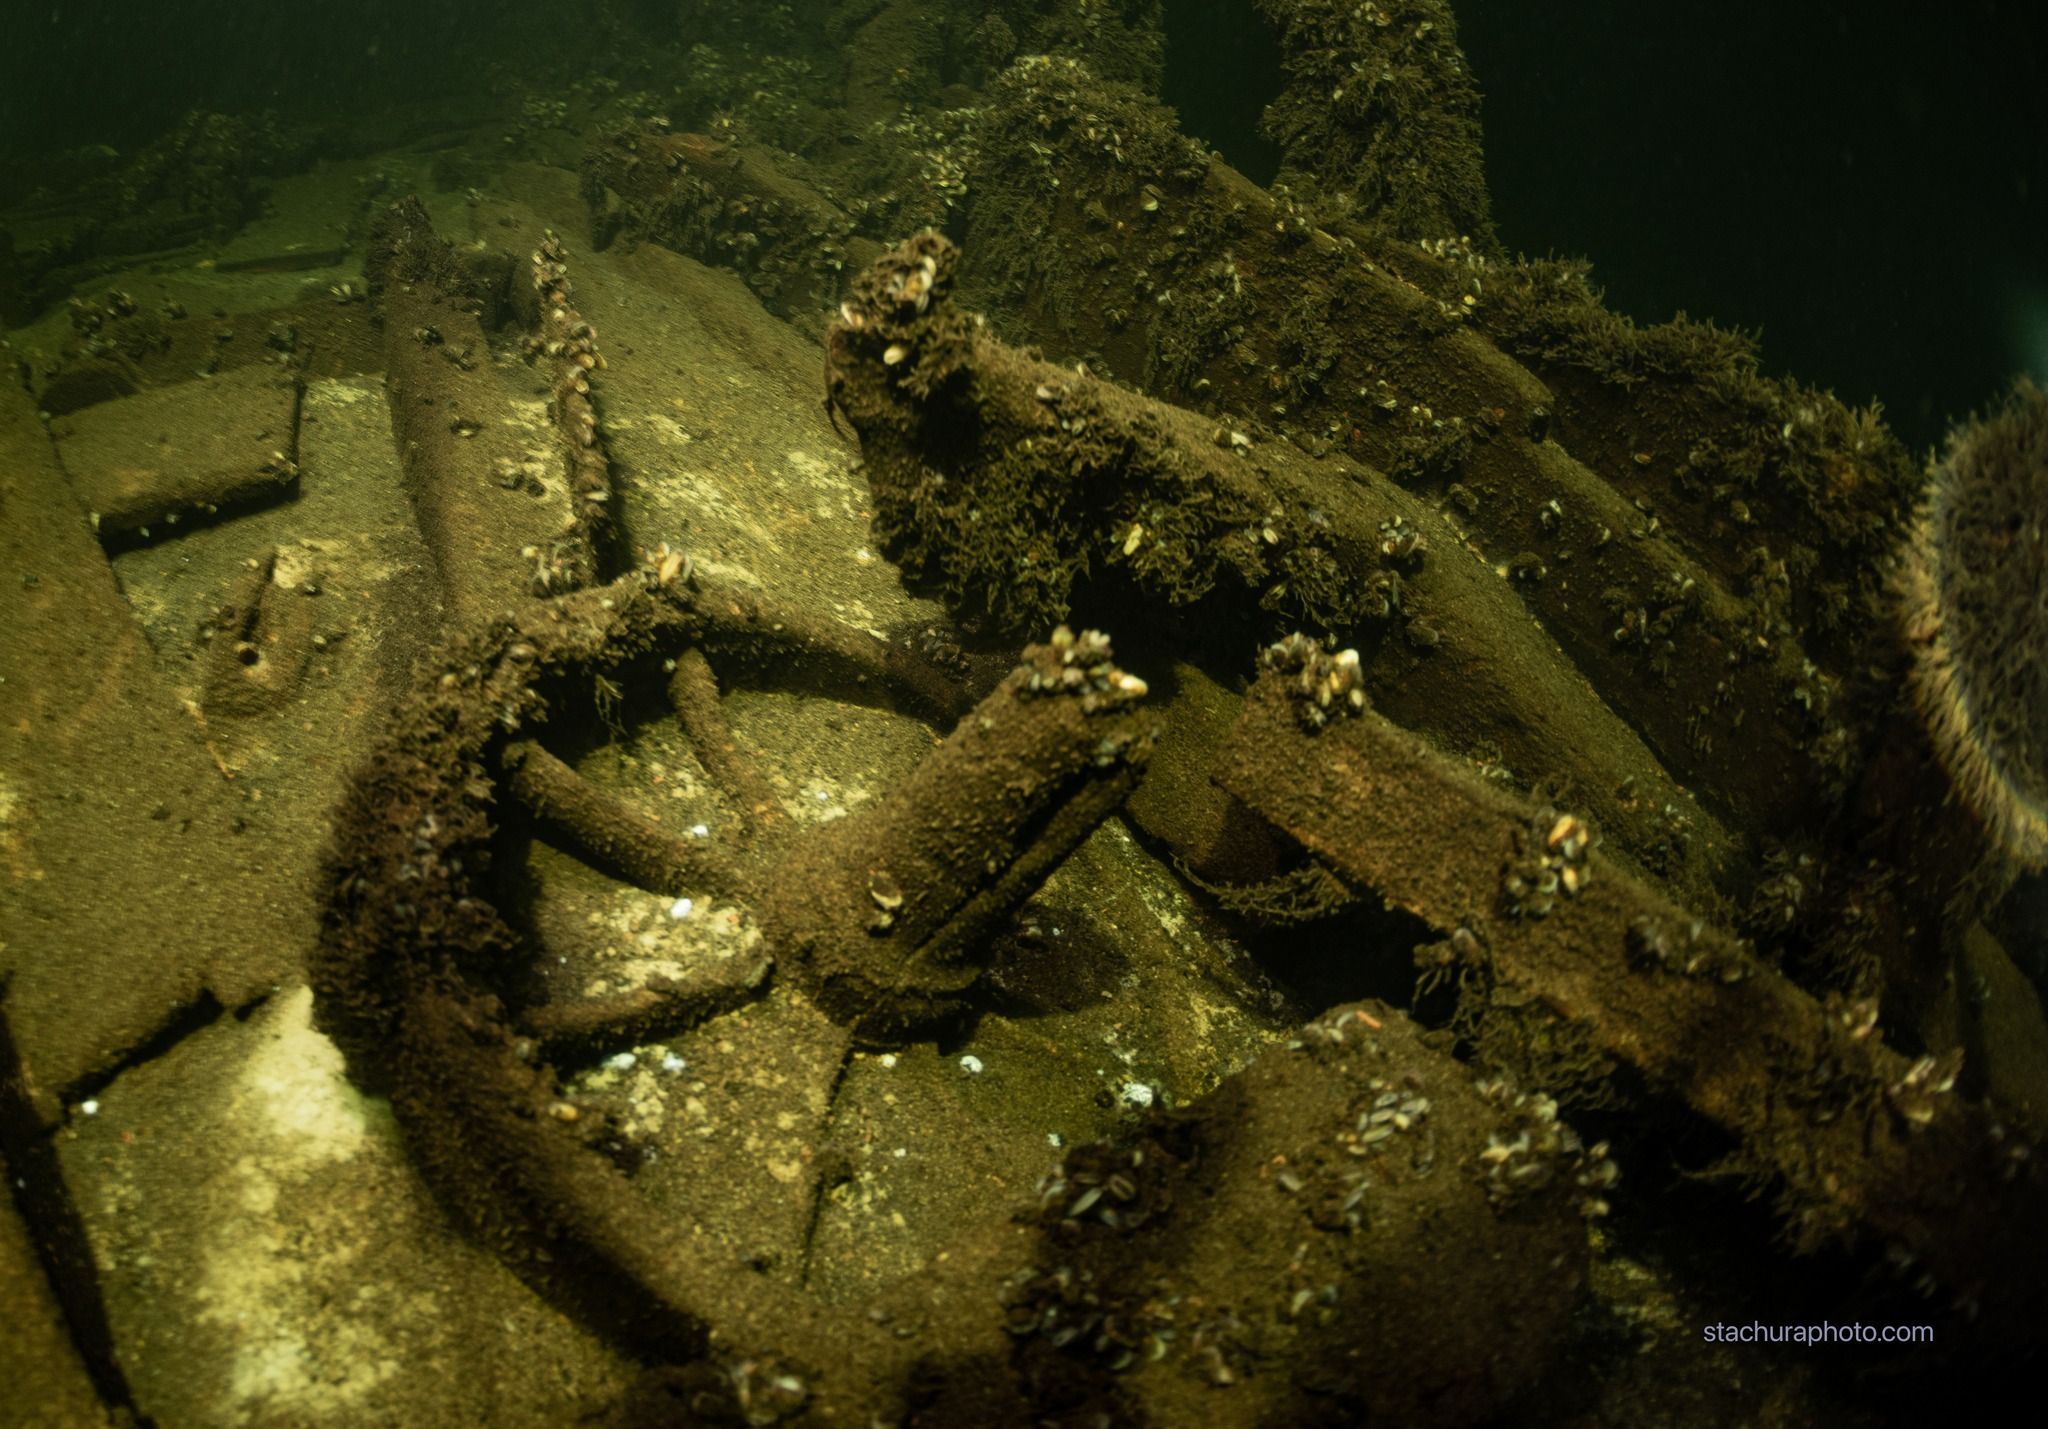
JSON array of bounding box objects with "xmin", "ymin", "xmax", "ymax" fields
[{"xmin": 0, "ymin": 978, "xmax": 151, "ymax": 1424}]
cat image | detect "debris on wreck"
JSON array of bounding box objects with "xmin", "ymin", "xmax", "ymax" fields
[
  {"xmin": 1217, "ymin": 634, "xmax": 2045, "ymax": 1334},
  {"xmin": 5, "ymin": 3, "xmax": 2045, "ymax": 1424},
  {"xmin": 824, "ymin": 230, "xmax": 1746, "ymax": 910}
]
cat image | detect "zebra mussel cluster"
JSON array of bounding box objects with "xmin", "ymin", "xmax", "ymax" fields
[
  {"xmin": 1032, "ymin": 1136, "xmax": 1168, "ymax": 1235},
  {"xmin": 1499, "ymin": 807, "xmax": 1593, "ymax": 919},
  {"xmin": 1278, "ymin": 1008, "xmax": 1439, "ymax": 1231},
  {"xmin": 998, "ymin": 1261, "xmax": 1177, "ymax": 1374},
  {"xmin": 1307, "ymin": 1078, "xmax": 1438, "ymax": 1233},
  {"xmin": 999, "ymin": 1258, "xmax": 1251, "ymax": 1387},
  {"xmin": 1001, "ymin": 1134, "xmax": 1193, "ymax": 1373},
  {"xmin": 1472, "ymin": 1078, "xmax": 1619, "ymax": 1220},
  {"xmin": 1018, "ymin": 626, "xmax": 1150, "ymax": 714},
  {"xmin": 1261, "ymin": 632, "xmax": 1366, "ymax": 730},
  {"xmin": 1624, "ymin": 912, "xmax": 1752, "ymax": 984},
  {"xmin": 720, "ymin": 1356, "xmax": 810, "ymax": 1428}
]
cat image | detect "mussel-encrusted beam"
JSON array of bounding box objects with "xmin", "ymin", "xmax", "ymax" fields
[
  {"xmin": 520, "ymin": 230, "xmax": 618, "ymax": 590},
  {"xmin": 665, "ymin": 646, "xmax": 790, "ymax": 842},
  {"xmin": 581, "ymin": 123, "xmax": 883, "ymax": 334},
  {"xmin": 944, "ymin": 54, "xmax": 1870, "ymax": 846},
  {"xmin": 826, "ymin": 232, "xmax": 1741, "ymax": 906},
  {"xmin": 519, "ymin": 955, "xmax": 771, "ymax": 1064},
  {"xmin": 500, "ymin": 738, "xmax": 742, "ymax": 896},
  {"xmin": 1213, "ymin": 640, "xmax": 2046, "ymax": 1333},
  {"xmin": 1252, "ymin": 0, "xmax": 1495, "ymax": 242},
  {"xmin": 368, "ymin": 197, "xmax": 599, "ymax": 617},
  {"xmin": 760, "ymin": 627, "xmax": 1158, "ymax": 1042}
]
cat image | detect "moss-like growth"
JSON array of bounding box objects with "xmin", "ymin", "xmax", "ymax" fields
[
  {"xmin": 1472, "ymin": 253, "xmax": 1922, "ymax": 634},
  {"xmin": 1252, "ymin": 0, "xmax": 1496, "ymax": 247},
  {"xmin": 582, "ymin": 124, "xmax": 879, "ymax": 329},
  {"xmin": 829, "ymin": 233, "xmax": 1755, "ymax": 907}
]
